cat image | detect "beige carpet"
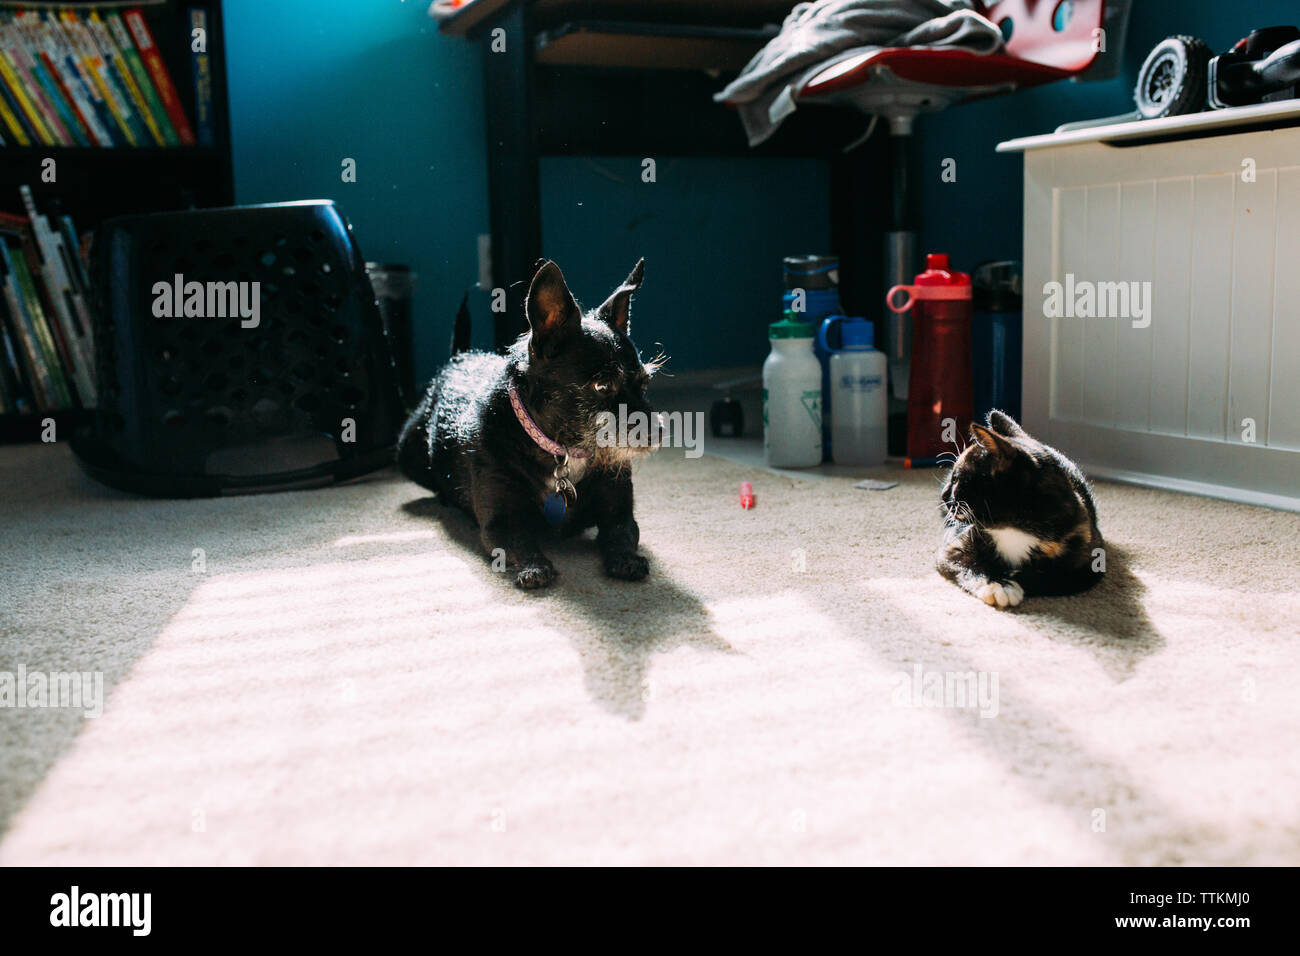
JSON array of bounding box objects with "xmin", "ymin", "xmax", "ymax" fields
[{"xmin": 1, "ymin": 441, "xmax": 1297, "ymax": 866}]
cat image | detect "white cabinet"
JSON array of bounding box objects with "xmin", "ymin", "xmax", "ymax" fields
[{"xmin": 1000, "ymin": 104, "xmax": 1300, "ymax": 511}]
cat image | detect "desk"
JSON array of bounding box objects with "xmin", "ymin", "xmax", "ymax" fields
[{"xmin": 436, "ymin": 0, "xmax": 887, "ymax": 348}]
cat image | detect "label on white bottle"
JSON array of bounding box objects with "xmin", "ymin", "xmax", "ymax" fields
[
  {"xmin": 838, "ymin": 373, "xmax": 884, "ymax": 393},
  {"xmin": 765, "ymin": 387, "xmax": 822, "ymax": 466},
  {"xmin": 799, "ymin": 389, "xmax": 822, "ymax": 428}
]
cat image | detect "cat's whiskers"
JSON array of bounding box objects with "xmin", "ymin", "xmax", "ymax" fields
[{"xmin": 940, "ymin": 498, "xmax": 980, "ymax": 529}]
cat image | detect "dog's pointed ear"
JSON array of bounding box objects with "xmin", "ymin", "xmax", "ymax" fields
[
  {"xmin": 526, "ymin": 260, "xmax": 580, "ymax": 354},
  {"xmin": 987, "ymin": 409, "xmax": 1027, "ymax": 439},
  {"xmin": 596, "ymin": 258, "xmax": 644, "ymax": 335}
]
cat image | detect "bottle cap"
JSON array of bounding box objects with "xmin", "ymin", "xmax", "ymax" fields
[
  {"xmin": 839, "ymin": 318, "xmax": 874, "ymax": 350},
  {"xmin": 916, "ymin": 252, "xmax": 971, "ymax": 288},
  {"xmin": 783, "ymin": 255, "xmax": 839, "ymax": 290},
  {"xmin": 770, "ymin": 314, "xmax": 814, "ymax": 339},
  {"xmin": 885, "ymin": 253, "xmax": 972, "ymax": 313},
  {"xmin": 972, "ymin": 260, "xmax": 1023, "ymax": 311}
]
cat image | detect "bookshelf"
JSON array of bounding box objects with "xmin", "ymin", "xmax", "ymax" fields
[{"xmin": 0, "ymin": 0, "xmax": 233, "ymax": 442}]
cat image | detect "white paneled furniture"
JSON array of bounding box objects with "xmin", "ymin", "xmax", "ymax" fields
[{"xmin": 999, "ymin": 102, "xmax": 1300, "ymax": 511}]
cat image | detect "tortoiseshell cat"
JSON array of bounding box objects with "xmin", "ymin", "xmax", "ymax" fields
[{"xmin": 938, "ymin": 410, "xmax": 1104, "ymax": 608}]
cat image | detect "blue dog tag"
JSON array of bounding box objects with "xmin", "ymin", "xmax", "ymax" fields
[{"xmin": 543, "ymin": 491, "xmax": 567, "ymax": 526}]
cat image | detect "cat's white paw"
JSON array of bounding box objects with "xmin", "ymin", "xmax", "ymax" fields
[{"xmin": 976, "ymin": 580, "xmax": 1024, "ymax": 608}]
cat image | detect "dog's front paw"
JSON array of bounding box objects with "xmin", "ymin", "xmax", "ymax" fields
[
  {"xmin": 975, "ymin": 580, "xmax": 1024, "ymax": 609},
  {"xmin": 604, "ymin": 551, "xmax": 649, "ymax": 581},
  {"xmin": 515, "ymin": 561, "xmax": 557, "ymax": 590}
]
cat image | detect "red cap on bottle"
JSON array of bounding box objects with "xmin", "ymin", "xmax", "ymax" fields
[
  {"xmin": 916, "ymin": 253, "xmax": 971, "ymax": 287},
  {"xmin": 885, "ymin": 252, "xmax": 970, "ymax": 312}
]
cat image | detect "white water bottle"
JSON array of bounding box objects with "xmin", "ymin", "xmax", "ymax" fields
[
  {"xmin": 820, "ymin": 316, "xmax": 887, "ymax": 466},
  {"xmin": 763, "ymin": 314, "xmax": 823, "ymax": 468}
]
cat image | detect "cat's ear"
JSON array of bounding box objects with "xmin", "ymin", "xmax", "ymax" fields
[
  {"xmin": 987, "ymin": 409, "xmax": 1027, "ymax": 439},
  {"xmin": 596, "ymin": 258, "xmax": 644, "ymax": 335},
  {"xmin": 971, "ymin": 422, "xmax": 1016, "ymax": 466},
  {"xmin": 526, "ymin": 260, "xmax": 581, "ymax": 355}
]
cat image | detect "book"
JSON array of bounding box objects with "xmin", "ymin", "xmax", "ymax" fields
[
  {"xmin": 0, "ymin": 198, "xmax": 98, "ymax": 414},
  {"xmin": 44, "ymin": 11, "xmax": 123, "ymax": 147},
  {"xmin": 86, "ymin": 10, "xmax": 164, "ymax": 146},
  {"xmin": 0, "ymin": 352, "xmax": 11, "ymax": 413},
  {"xmin": 186, "ymin": 9, "xmax": 213, "ymax": 147},
  {"xmin": 56, "ymin": 213, "xmax": 94, "ymax": 323},
  {"xmin": 125, "ymin": 7, "xmax": 196, "ymax": 146},
  {"xmin": 26, "ymin": 10, "xmax": 114, "ymax": 147},
  {"xmin": 18, "ymin": 12, "xmax": 86, "ymax": 142},
  {"xmin": 0, "ymin": 232, "xmax": 64, "ymax": 409},
  {"xmin": 75, "ymin": 9, "xmax": 152, "ymax": 147},
  {"xmin": 0, "ymin": 6, "xmax": 199, "ymax": 151},
  {"xmin": 0, "ymin": 16, "xmax": 58, "ymax": 145},
  {"xmin": 105, "ymin": 10, "xmax": 178, "ymax": 145},
  {"xmin": 0, "ymin": 312, "xmax": 15, "ymax": 411},
  {"xmin": 6, "ymin": 230, "xmax": 74, "ymax": 408},
  {"xmin": 17, "ymin": 11, "xmax": 96, "ymax": 146},
  {"xmin": 59, "ymin": 9, "xmax": 143, "ymax": 147},
  {"xmin": 0, "ymin": 72, "xmax": 31, "ymax": 145},
  {"xmin": 0, "ymin": 306, "xmax": 35, "ymax": 414},
  {"xmin": 18, "ymin": 187, "xmax": 96, "ymax": 404},
  {"xmin": 0, "ymin": 12, "xmax": 77, "ymax": 145}
]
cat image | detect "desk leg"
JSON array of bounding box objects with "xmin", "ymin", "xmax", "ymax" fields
[
  {"xmin": 482, "ymin": 3, "xmax": 541, "ymax": 350},
  {"xmin": 829, "ymin": 138, "xmax": 888, "ymax": 318},
  {"xmin": 832, "ymin": 136, "xmax": 904, "ymax": 453}
]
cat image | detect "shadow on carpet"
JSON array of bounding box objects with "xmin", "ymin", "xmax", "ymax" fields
[
  {"xmin": 403, "ymin": 495, "xmax": 735, "ymax": 719},
  {"xmin": 1009, "ymin": 542, "xmax": 1164, "ymax": 681}
]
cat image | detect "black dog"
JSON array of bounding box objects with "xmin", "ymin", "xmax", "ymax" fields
[{"xmin": 397, "ymin": 259, "xmax": 661, "ymax": 589}]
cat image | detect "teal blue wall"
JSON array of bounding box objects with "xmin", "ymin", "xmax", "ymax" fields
[
  {"xmin": 539, "ymin": 155, "xmax": 828, "ymax": 371},
  {"xmin": 223, "ymin": 1, "xmax": 488, "ymax": 378},
  {"xmin": 223, "ymin": 1, "xmax": 828, "ymax": 378},
  {"xmin": 913, "ymin": 0, "xmax": 1300, "ymax": 270}
]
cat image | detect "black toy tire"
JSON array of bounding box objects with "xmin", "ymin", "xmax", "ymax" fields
[{"xmin": 1135, "ymin": 35, "xmax": 1211, "ymax": 119}]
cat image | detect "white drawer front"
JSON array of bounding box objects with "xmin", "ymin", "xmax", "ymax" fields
[{"xmin": 1022, "ymin": 130, "xmax": 1300, "ymax": 509}]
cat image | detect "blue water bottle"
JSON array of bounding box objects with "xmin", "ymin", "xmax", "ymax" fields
[
  {"xmin": 971, "ymin": 261, "xmax": 1023, "ymax": 422},
  {"xmin": 783, "ymin": 255, "xmax": 841, "ymax": 459}
]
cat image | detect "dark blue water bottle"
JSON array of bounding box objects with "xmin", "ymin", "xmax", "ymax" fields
[
  {"xmin": 782, "ymin": 255, "xmax": 841, "ymax": 460},
  {"xmin": 971, "ymin": 261, "xmax": 1022, "ymax": 423}
]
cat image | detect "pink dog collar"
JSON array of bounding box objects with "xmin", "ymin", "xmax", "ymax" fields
[{"xmin": 508, "ymin": 387, "xmax": 592, "ymax": 460}]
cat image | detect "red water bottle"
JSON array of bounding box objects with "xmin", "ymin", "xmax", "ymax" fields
[{"xmin": 886, "ymin": 254, "xmax": 974, "ymax": 459}]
